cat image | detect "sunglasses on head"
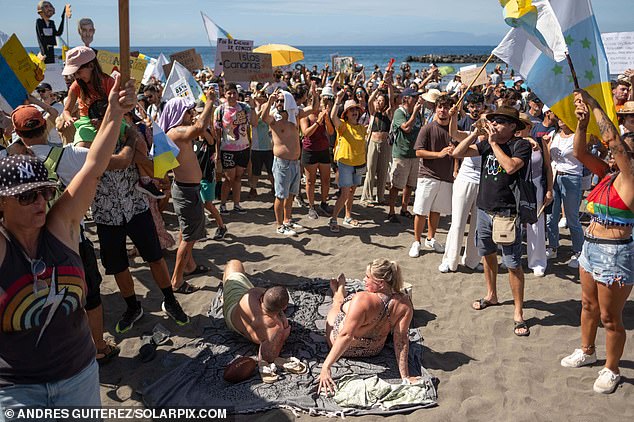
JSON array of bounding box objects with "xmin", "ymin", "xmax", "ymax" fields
[
  {"xmin": 488, "ymin": 116, "xmax": 515, "ymax": 125},
  {"xmin": 14, "ymin": 186, "xmax": 57, "ymax": 206}
]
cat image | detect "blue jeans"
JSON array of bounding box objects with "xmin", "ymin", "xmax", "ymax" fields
[
  {"xmin": 475, "ymin": 208, "xmax": 523, "ymax": 269},
  {"xmin": 0, "ymin": 360, "xmax": 100, "ymax": 422},
  {"xmin": 547, "ymin": 173, "xmax": 584, "ymax": 253}
]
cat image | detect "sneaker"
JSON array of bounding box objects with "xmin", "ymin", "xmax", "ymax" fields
[
  {"xmin": 568, "ymin": 252, "xmax": 581, "ymax": 269},
  {"xmin": 593, "ymin": 368, "xmax": 620, "ymax": 394},
  {"xmin": 213, "ymin": 226, "xmax": 227, "ymax": 240},
  {"xmin": 162, "ymin": 300, "xmax": 190, "ymax": 326},
  {"xmin": 308, "ymin": 207, "xmax": 319, "ymax": 220},
  {"xmin": 115, "ymin": 303, "xmax": 143, "ymax": 334},
  {"xmin": 558, "ymin": 217, "xmax": 568, "ymax": 229},
  {"xmin": 295, "ymin": 196, "xmax": 308, "ymax": 208},
  {"xmin": 546, "ymin": 248, "xmax": 557, "ymax": 260},
  {"xmin": 533, "ymin": 268, "xmax": 546, "ymax": 277},
  {"xmin": 286, "ymin": 221, "xmax": 303, "ymax": 230},
  {"xmin": 560, "ymin": 348, "xmax": 597, "ymax": 368},
  {"xmin": 233, "ymin": 204, "xmax": 247, "ymax": 214},
  {"xmin": 135, "ymin": 181, "xmax": 166, "ymax": 199},
  {"xmin": 276, "ymin": 224, "xmax": 297, "ymax": 236},
  {"xmin": 408, "ymin": 241, "xmax": 421, "ymax": 258},
  {"xmin": 438, "ymin": 262, "xmax": 454, "ymax": 273},
  {"xmin": 424, "ymin": 238, "xmax": 445, "ymax": 253},
  {"xmin": 219, "ymin": 204, "xmax": 229, "ymax": 215},
  {"xmin": 319, "ymin": 202, "xmax": 333, "ymax": 215}
]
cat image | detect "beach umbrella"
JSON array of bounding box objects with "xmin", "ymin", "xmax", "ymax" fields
[{"xmin": 253, "ymin": 44, "xmax": 304, "ymax": 67}]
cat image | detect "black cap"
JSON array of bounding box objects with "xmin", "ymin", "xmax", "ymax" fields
[
  {"xmin": 527, "ymin": 92, "xmax": 542, "ymax": 103},
  {"xmin": 0, "ymin": 155, "xmax": 57, "ymax": 196},
  {"xmin": 36, "ymin": 82, "xmax": 52, "ymax": 92}
]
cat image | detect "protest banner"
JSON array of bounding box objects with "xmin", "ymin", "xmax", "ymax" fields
[
  {"xmin": 333, "ymin": 56, "xmax": 355, "ymax": 74},
  {"xmin": 1, "ymin": 34, "xmax": 43, "ymax": 93},
  {"xmin": 162, "ymin": 61, "xmax": 204, "ymax": 104},
  {"xmin": 601, "ymin": 32, "xmax": 634, "ymax": 75},
  {"xmin": 169, "ymin": 48, "xmax": 204, "ymax": 72},
  {"xmin": 214, "ymin": 38, "xmax": 253, "ymax": 76},
  {"xmin": 459, "ymin": 64, "xmax": 488, "ymax": 87},
  {"xmin": 220, "ymin": 51, "xmax": 273, "ymax": 83},
  {"xmin": 96, "ymin": 50, "xmax": 147, "ymax": 91}
]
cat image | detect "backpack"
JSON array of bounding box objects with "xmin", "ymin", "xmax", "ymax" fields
[{"xmin": 42, "ymin": 145, "xmax": 66, "ymax": 207}]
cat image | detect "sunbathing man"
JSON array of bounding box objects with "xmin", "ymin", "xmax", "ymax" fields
[
  {"xmin": 222, "ymin": 259, "xmax": 291, "ymax": 364},
  {"xmin": 318, "ymin": 259, "xmax": 417, "ymax": 395}
]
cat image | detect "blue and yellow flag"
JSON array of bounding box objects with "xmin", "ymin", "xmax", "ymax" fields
[
  {"xmin": 494, "ymin": 0, "xmax": 616, "ymax": 141},
  {"xmin": 150, "ymin": 121, "xmax": 180, "ymax": 179}
]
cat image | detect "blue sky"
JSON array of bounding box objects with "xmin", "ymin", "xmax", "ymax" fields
[{"xmin": 2, "ymin": 0, "xmax": 631, "ymax": 47}]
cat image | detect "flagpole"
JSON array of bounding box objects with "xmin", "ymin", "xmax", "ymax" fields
[
  {"xmin": 118, "ymin": 0, "xmax": 130, "ymax": 84},
  {"xmin": 456, "ymin": 53, "xmax": 495, "ymax": 106},
  {"xmin": 565, "ymin": 52, "xmax": 580, "ymax": 90}
]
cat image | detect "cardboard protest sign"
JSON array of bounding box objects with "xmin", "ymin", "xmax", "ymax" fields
[
  {"xmin": 96, "ymin": 50, "xmax": 147, "ymax": 91},
  {"xmin": 40, "ymin": 62, "xmax": 67, "ymax": 92},
  {"xmin": 601, "ymin": 32, "xmax": 634, "ymax": 75},
  {"xmin": 169, "ymin": 48, "xmax": 204, "ymax": 73},
  {"xmin": 162, "ymin": 61, "xmax": 204, "ymax": 104},
  {"xmin": 459, "ymin": 64, "xmax": 488, "ymax": 87},
  {"xmin": 1, "ymin": 34, "xmax": 43, "ymax": 93},
  {"xmin": 220, "ymin": 51, "xmax": 273, "ymax": 83},
  {"xmin": 214, "ymin": 38, "xmax": 253, "ymax": 76},
  {"xmin": 333, "ymin": 56, "xmax": 355, "ymax": 74}
]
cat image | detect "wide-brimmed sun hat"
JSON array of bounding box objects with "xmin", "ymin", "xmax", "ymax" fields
[
  {"xmin": 342, "ymin": 100, "xmax": 361, "ymax": 116},
  {"xmin": 486, "ymin": 105, "xmax": 526, "ymax": 130},
  {"xmin": 62, "ymin": 46, "xmax": 97, "ymax": 76},
  {"xmin": 421, "ymin": 89, "xmax": 441, "ymax": 104},
  {"xmin": 617, "ymin": 101, "xmax": 634, "ymax": 115}
]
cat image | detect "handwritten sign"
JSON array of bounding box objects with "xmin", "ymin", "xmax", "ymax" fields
[
  {"xmin": 459, "ymin": 64, "xmax": 488, "ymax": 87},
  {"xmin": 96, "ymin": 50, "xmax": 147, "ymax": 92},
  {"xmin": 333, "ymin": 56, "xmax": 355, "ymax": 75},
  {"xmin": 215, "ymin": 38, "xmax": 254, "ymax": 76},
  {"xmin": 601, "ymin": 32, "xmax": 634, "ymax": 75},
  {"xmin": 1, "ymin": 34, "xmax": 42, "ymax": 93},
  {"xmin": 169, "ymin": 48, "xmax": 204, "ymax": 73},
  {"xmin": 220, "ymin": 52, "xmax": 273, "ymax": 83}
]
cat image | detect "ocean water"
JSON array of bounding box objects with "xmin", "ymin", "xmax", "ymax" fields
[{"xmin": 40, "ymin": 45, "xmax": 498, "ymax": 74}]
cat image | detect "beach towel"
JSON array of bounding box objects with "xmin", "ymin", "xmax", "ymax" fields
[
  {"xmin": 140, "ymin": 277, "xmax": 437, "ymax": 417},
  {"xmin": 158, "ymin": 97, "xmax": 195, "ymax": 133},
  {"xmin": 271, "ymin": 90, "xmax": 299, "ymax": 126}
]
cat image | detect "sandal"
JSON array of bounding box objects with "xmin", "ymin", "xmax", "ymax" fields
[
  {"xmin": 273, "ymin": 357, "xmax": 308, "ymax": 375},
  {"xmin": 400, "ymin": 210, "xmax": 414, "ymax": 219},
  {"xmin": 342, "ymin": 217, "xmax": 360, "ymax": 227},
  {"xmin": 183, "ymin": 265, "xmax": 211, "ymax": 277},
  {"xmin": 172, "ymin": 281, "xmax": 200, "ymax": 294},
  {"xmin": 471, "ymin": 298, "xmax": 500, "ymax": 311},
  {"xmin": 258, "ymin": 362, "xmax": 279, "ymax": 383},
  {"xmin": 329, "ymin": 218, "xmax": 340, "ymax": 233},
  {"xmin": 96, "ymin": 341, "xmax": 120, "ymax": 364},
  {"xmin": 514, "ymin": 321, "xmax": 530, "ymax": 337}
]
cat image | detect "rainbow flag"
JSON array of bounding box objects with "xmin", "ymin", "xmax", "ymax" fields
[
  {"xmin": 493, "ymin": 0, "xmax": 616, "ymax": 141},
  {"xmin": 0, "ymin": 34, "xmax": 43, "ymax": 110},
  {"xmin": 149, "ymin": 121, "xmax": 180, "ymax": 178}
]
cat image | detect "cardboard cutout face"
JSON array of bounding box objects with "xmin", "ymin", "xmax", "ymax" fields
[{"xmin": 79, "ymin": 21, "xmax": 95, "ymax": 47}]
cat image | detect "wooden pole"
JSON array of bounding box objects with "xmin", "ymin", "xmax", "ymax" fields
[
  {"xmin": 118, "ymin": 0, "xmax": 130, "ymax": 84},
  {"xmin": 456, "ymin": 53, "xmax": 495, "ymax": 106},
  {"xmin": 565, "ymin": 52, "xmax": 579, "ymax": 90}
]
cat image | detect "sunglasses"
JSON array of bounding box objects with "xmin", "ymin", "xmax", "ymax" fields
[
  {"xmin": 14, "ymin": 186, "xmax": 57, "ymax": 206},
  {"xmin": 30, "ymin": 258, "xmax": 48, "ymax": 296},
  {"xmin": 488, "ymin": 116, "xmax": 515, "ymax": 125},
  {"xmin": 275, "ymin": 99, "xmax": 285, "ymax": 104}
]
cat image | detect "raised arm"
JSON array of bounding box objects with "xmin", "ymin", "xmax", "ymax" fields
[
  {"xmin": 448, "ymin": 105, "xmax": 469, "ymax": 141},
  {"xmin": 367, "ymin": 86, "xmax": 380, "ymax": 116},
  {"xmin": 28, "ymin": 94, "xmax": 59, "ymax": 121},
  {"xmin": 572, "ymin": 93, "xmax": 609, "ymax": 178},
  {"xmin": 48, "ymin": 74, "xmax": 136, "ymax": 250},
  {"xmin": 169, "ymin": 89, "xmax": 216, "ymax": 142},
  {"xmin": 298, "ymin": 81, "xmax": 318, "ymax": 119},
  {"xmin": 330, "ymin": 89, "xmax": 345, "ymax": 130},
  {"xmin": 260, "ymin": 91, "xmax": 277, "ymax": 125},
  {"xmin": 452, "ymin": 130, "xmax": 480, "ymax": 158}
]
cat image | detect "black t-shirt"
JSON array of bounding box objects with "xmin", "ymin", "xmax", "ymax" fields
[{"xmin": 476, "ymin": 137, "xmax": 532, "ymax": 212}]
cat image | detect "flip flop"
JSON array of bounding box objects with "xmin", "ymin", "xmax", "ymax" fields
[
  {"xmin": 273, "ymin": 357, "xmax": 308, "ymax": 375},
  {"xmin": 258, "ymin": 362, "xmax": 279, "ymax": 384},
  {"xmin": 514, "ymin": 321, "xmax": 530, "ymax": 337},
  {"xmin": 173, "ymin": 281, "xmax": 200, "ymax": 294},
  {"xmin": 472, "ymin": 298, "xmax": 500, "ymax": 311},
  {"xmin": 96, "ymin": 341, "xmax": 120, "ymax": 364},
  {"xmin": 183, "ymin": 265, "xmax": 211, "ymax": 277},
  {"xmin": 343, "ymin": 217, "xmax": 360, "ymax": 227}
]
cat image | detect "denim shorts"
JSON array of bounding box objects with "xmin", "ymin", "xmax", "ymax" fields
[
  {"xmin": 475, "ymin": 208, "xmax": 522, "ymax": 269},
  {"xmin": 273, "ymin": 157, "xmax": 300, "ymax": 199},
  {"xmin": 338, "ymin": 162, "xmax": 364, "ymax": 188},
  {"xmin": 578, "ymin": 237, "xmax": 634, "ymax": 287}
]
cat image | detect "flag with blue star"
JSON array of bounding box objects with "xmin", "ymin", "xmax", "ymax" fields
[{"xmin": 493, "ymin": 0, "xmax": 617, "ymax": 142}]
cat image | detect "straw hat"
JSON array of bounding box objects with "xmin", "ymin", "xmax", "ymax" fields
[
  {"xmin": 617, "ymin": 101, "xmax": 634, "ymax": 115},
  {"xmin": 421, "ymin": 89, "xmax": 441, "ymax": 104},
  {"xmin": 519, "ymin": 112, "xmax": 534, "ymax": 129},
  {"xmin": 342, "ymin": 100, "xmax": 361, "ymax": 116}
]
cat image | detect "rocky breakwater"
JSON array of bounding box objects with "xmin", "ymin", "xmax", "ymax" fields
[{"xmin": 405, "ymin": 54, "xmax": 502, "ymax": 64}]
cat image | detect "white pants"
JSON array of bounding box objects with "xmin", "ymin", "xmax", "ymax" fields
[
  {"xmin": 441, "ymin": 178, "xmax": 480, "ymax": 271},
  {"xmin": 526, "ymin": 176, "xmax": 547, "ymax": 272}
]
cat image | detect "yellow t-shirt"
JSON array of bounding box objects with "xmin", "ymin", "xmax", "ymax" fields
[{"xmin": 334, "ymin": 120, "xmax": 367, "ymax": 167}]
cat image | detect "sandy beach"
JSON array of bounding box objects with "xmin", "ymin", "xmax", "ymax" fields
[{"xmin": 92, "ymin": 184, "xmax": 634, "ymax": 422}]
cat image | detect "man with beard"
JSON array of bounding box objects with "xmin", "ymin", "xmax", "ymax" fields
[{"xmin": 458, "ymin": 93, "xmax": 484, "ymax": 131}]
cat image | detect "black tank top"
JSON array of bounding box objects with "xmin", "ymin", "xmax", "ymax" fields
[
  {"xmin": 0, "ymin": 227, "xmax": 94, "ymax": 387},
  {"xmin": 371, "ymin": 111, "xmax": 391, "ymax": 133}
]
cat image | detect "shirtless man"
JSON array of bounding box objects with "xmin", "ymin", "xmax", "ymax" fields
[
  {"xmin": 261, "ymin": 83, "xmax": 318, "ymax": 235},
  {"xmin": 157, "ymin": 89, "xmax": 216, "ymax": 293},
  {"xmin": 222, "ymin": 259, "xmax": 290, "ymax": 363}
]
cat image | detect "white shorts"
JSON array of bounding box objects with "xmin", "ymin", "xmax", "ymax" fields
[{"xmin": 413, "ymin": 178, "xmax": 453, "ymax": 216}]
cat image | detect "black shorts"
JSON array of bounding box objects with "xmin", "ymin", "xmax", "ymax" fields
[
  {"xmin": 302, "ymin": 148, "xmax": 331, "ymax": 166},
  {"xmin": 251, "ymin": 149, "xmax": 274, "ymax": 176},
  {"xmin": 221, "ymin": 148, "xmax": 250, "ymax": 170},
  {"xmin": 96, "ymin": 209, "xmax": 163, "ymax": 275}
]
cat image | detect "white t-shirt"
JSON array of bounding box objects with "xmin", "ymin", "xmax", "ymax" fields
[
  {"xmin": 30, "ymin": 144, "xmax": 89, "ymax": 186},
  {"xmin": 550, "ymin": 132, "xmax": 583, "ymax": 176},
  {"xmin": 456, "ymin": 155, "xmax": 481, "ymax": 184}
]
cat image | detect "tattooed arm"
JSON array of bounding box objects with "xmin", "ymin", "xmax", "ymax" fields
[
  {"xmin": 393, "ymin": 301, "xmax": 417, "ymax": 382},
  {"xmin": 576, "ymin": 90, "xmax": 633, "ymax": 179}
]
